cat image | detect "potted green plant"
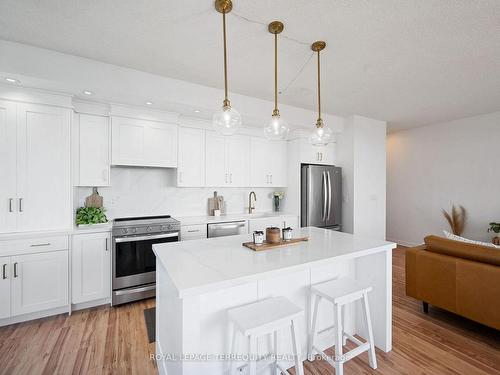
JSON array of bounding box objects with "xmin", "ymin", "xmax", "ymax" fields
[
  {"xmin": 488, "ymin": 222, "xmax": 500, "ymax": 245},
  {"xmin": 76, "ymin": 207, "xmax": 108, "ymax": 227}
]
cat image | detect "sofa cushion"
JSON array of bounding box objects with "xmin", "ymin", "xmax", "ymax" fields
[
  {"xmin": 424, "ymin": 235, "xmax": 500, "ymax": 267},
  {"xmin": 443, "ymin": 230, "xmax": 500, "ymax": 249}
]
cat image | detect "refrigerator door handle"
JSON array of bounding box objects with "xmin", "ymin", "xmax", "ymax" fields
[
  {"xmin": 322, "ymin": 171, "xmax": 327, "ymax": 221},
  {"xmin": 327, "ymin": 171, "xmax": 332, "ymax": 220}
]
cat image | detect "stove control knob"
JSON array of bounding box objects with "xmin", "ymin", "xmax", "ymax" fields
[
  {"xmin": 147, "ymin": 226, "xmax": 152, "ymax": 232},
  {"xmin": 130, "ymin": 228, "xmax": 137, "ymax": 234},
  {"xmin": 160, "ymin": 225, "xmax": 167, "ymax": 231},
  {"xmin": 122, "ymin": 228, "xmax": 128, "ymax": 235}
]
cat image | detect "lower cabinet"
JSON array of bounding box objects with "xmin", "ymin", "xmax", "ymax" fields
[
  {"xmin": 10, "ymin": 250, "xmax": 69, "ymax": 316},
  {"xmin": 0, "ymin": 256, "xmax": 11, "ymax": 319},
  {"xmin": 180, "ymin": 224, "xmax": 207, "ymax": 241},
  {"xmin": 72, "ymin": 232, "xmax": 111, "ymax": 304}
]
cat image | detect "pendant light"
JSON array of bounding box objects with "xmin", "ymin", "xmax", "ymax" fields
[
  {"xmin": 213, "ymin": 0, "xmax": 242, "ymax": 136},
  {"xmin": 310, "ymin": 41, "xmax": 333, "ymax": 146},
  {"xmin": 264, "ymin": 21, "xmax": 289, "ymax": 140}
]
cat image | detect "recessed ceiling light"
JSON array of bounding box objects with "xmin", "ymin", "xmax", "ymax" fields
[
  {"xmin": 193, "ymin": 109, "xmax": 201, "ymax": 113},
  {"xmin": 146, "ymin": 101, "xmax": 153, "ymax": 106},
  {"xmin": 82, "ymin": 90, "xmax": 93, "ymax": 95},
  {"xmin": 5, "ymin": 77, "xmax": 19, "ymax": 84}
]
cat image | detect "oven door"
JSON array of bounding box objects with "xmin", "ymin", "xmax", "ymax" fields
[{"xmin": 112, "ymin": 232, "xmax": 179, "ymax": 290}]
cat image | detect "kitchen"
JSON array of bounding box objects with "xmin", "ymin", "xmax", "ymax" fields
[{"xmin": 0, "ymin": 1, "xmax": 389, "ymax": 374}]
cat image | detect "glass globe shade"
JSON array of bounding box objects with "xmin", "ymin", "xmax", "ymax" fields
[
  {"xmin": 213, "ymin": 105, "xmax": 242, "ymax": 136},
  {"xmin": 264, "ymin": 114, "xmax": 289, "ymax": 140},
  {"xmin": 310, "ymin": 122, "xmax": 333, "ymax": 146}
]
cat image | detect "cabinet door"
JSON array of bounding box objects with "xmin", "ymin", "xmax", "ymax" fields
[
  {"xmin": 76, "ymin": 114, "xmax": 110, "ymax": 187},
  {"xmin": 249, "ymin": 137, "xmax": 271, "ymax": 187},
  {"xmin": 144, "ymin": 122, "xmax": 178, "ymax": 167},
  {"xmin": 111, "ymin": 117, "xmax": 146, "ymax": 166},
  {"xmin": 0, "ymin": 101, "xmax": 17, "ymax": 233},
  {"xmin": 269, "ymin": 141, "xmax": 287, "ymax": 187},
  {"xmin": 178, "ymin": 127, "xmax": 205, "ymax": 187},
  {"xmin": 16, "ymin": 104, "xmax": 71, "ymax": 232},
  {"xmin": 300, "ymin": 140, "xmax": 335, "ymax": 165},
  {"xmin": 226, "ymin": 136, "xmax": 250, "ymax": 187},
  {"xmin": 0, "ymin": 256, "xmax": 11, "ymax": 319},
  {"xmin": 205, "ymin": 132, "xmax": 228, "ymax": 186},
  {"xmin": 72, "ymin": 233, "xmax": 110, "ymax": 304},
  {"xmin": 11, "ymin": 251, "xmax": 68, "ymax": 316}
]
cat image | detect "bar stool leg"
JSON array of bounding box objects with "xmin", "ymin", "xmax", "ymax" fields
[
  {"xmin": 248, "ymin": 336, "xmax": 257, "ymax": 375},
  {"xmin": 291, "ymin": 318, "xmax": 304, "ymax": 375},
  {"xmin": 273, "ymin": 330, "xmax": 279, "ymax": 375},
  {"xmin": 341, "ymin": 304, "xmax": 347, "ymax": 346},
  {"xmin": 362, "ymin": 292, "xmax": 377, "ymax": 369},
  {"xmin": 227, "ymin": 321, "xmax": 236, "ymax": 375},
  {"xmin": 308, "ymin": 293, "xmax": 320, "ymax": 360},
  {"xmin": 334, "ymin": 304, "xmax": 344, "ymax": 375}
]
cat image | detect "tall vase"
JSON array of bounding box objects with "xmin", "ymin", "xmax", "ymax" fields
[{"xmin": 273, "ymin": 196, "xmax": 280, "ymax": 212}]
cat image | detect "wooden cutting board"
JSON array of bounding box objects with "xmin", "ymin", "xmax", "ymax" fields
[
  {"xmin": 242, "ymin": 237, "xmax": 309, "ymax": 251},
  {"xmin": 85, "ymin": 187, "xmax": 103, "ymax": 208}
]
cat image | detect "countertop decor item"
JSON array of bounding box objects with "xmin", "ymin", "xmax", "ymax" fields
[
  {"xmin": 309, "ymin": 41, "xmax": 333, "ymax": 146},
  {"xmin": 282, "ymin": 227, "xmax": 293, "ymax": 241},
  {"xmin": 273, "ymin": 191, "xmax": 285, "ymax": 212},
  {"xmin": 242, "ymin": 236, "xmax": 309, "ymax": 251},
  {"xmin": 253, "ymin": 231, "xmax": 264, "ymax": 245},
  {"xmin": 76, "ymin": 206, "xmax": 108, "ymax": 226},
  {"xmin": 213, "ymin": 0, "xmax": 242, "ymax": 135},
  {"xmin": 264, "ymin": 20, "xmax": 289, "ymax": 140},
  {"xmin": 208, "ymin": 191, "xmax": 225, "ymax": 216},
  {"xmin": 266, "ymin": 227, "xmax": 281, "ymax": 244},
  {"xmin": 85, "ymin": 187, "xmax": 103, "ymax": 208},
  {"xmin": 442, "ymin": 205, "xmax": 466, "ymax": 235},
  {"xmin": 488, "ymin": 222, "xmax": 500, "ymax": 245}
]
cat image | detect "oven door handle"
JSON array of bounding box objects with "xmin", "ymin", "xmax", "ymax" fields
[{"xmin": 114, "ymin": 232, "xmax": 179, "ymax": 243}]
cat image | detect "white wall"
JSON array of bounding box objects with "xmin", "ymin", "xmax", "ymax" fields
[
  {"xmin": 337, "ymin": 116, "xmax": 387, "ymax": 239},
  {"xmin": 387, "ymin": 111, "xmax": 500, "ymax": 246},
  {"xmin": 75, "ymin": 167, "xmax": 280, "ymax": 219}
]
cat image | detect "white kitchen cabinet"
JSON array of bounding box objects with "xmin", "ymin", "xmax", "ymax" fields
[
  {"xmin": 74, "ymin": 114, "xmax": 110, "ymax": 187},
  {"xmin": 249, "ymin": 138, "xmax": 287, "ymax": 187},
  {"xmin": 205, "ymin": 133, "xmax": 250, "ymax": 187},
  {"xmin": 0, "ymin": 102, "xmax": 71, "ymax": 233},
  {"xmin": 72, "ymin": 232, "xmax": 111, "ymax": 304},
  {"xmin": 180, "ymin": 224, "xmax": 207, "ymax": 241},
  {"xmin": 177, "ymin": 127, "xmax": 205, "ymax": 187},
  {"xmin": 111, "ymin": 116, "xmax": 178, "ymax": 168},
  {"xmin": 300, "ymin": 139, "xmax": 336, "ymax": 165},
  {"xmin": 11, "ymin": 250, "xmax": 68, "ymax": 316},
  {"xmin": 0, "ymin": 256, "xmax": 11, "ymax": 319},
  {"xmin": 0, "ymin": 100, "xmax": 17, "ymax": 233}
]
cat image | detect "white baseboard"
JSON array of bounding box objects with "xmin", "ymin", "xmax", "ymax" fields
[
  {"xmin": 72, "ymin": 297, "xmax": 111, "ymax": 312},
  {"xmin": 0, "ymin": 306, "xmax": 69, "ymax": 327}
]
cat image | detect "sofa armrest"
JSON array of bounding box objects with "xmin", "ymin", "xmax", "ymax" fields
[{"xmin": 405, "ymin": 245, "xmax": 425, "ymax": 298}]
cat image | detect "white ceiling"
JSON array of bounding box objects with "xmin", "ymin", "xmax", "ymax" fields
[{"xmin": 0, "ymin": 0, "xmax": 499, "ymax": 131}]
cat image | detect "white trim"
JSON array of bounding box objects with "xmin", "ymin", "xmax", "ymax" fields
[
  {"xmin": 0, "ymin": 306, "xmax": 69, "ymax": 327},
  {"xmin": 110, "ymin": 103, "xmax": 179, "ymax": 124},
  {"xmin": 0, "ymin": 83, "xmax": 73, "ymax": 108},
  {"xmin": 72, "ymin": 298, "xmax": 111, "ymax": 311}
]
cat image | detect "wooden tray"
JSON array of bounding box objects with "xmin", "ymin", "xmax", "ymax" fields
[{"xmin": 242, "ymin": 237, "xmax": 309, "ymax": 251}]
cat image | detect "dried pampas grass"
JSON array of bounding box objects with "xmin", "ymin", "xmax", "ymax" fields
[{"xmin": 442, "ymin": 205, "xmax": 466, "ymax": 236}]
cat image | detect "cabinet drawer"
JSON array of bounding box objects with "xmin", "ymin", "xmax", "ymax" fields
[
  {"xmin": 0, "ymin": 236, "xmax": 69, "ymax": 256},
  {"xmin": 181, "ymin": 225, "xmax": 207, "ymax": 241}
]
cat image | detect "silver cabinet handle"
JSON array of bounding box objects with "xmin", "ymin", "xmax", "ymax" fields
[
  {"xmin": 18, "ymin": 198, "xmax": 23, "ymax": 212},
  {"xmin": 270, "ymin": 174, "xmax": 273, "ymax": 184},
  {"xmin": 187, "ymin": 229, "xmax": 200, "ymax": 233},
  {"xmin": 225, "ymin": 173, "xmax": 228, "ymax": 183},
  {"xmin": 2, "ymin": 264, "xmax": 7, "ymax": 279},
  {"xmin": 179, "ymin": 171, "xmax": 183, "ymax": 183},
  {"xmin": 114, "ymin": 232, "xmax": 179, "ymax": 243},
  {"xmin": 229, "ymin": 173, "xmax": 233, "ymax": 184},
  {"xmin": 266, "ymin": 175, "xmax": 269, "ymax": 184},
  {"xmin": 30, "ymin": 243, "xmax": 51, "ymax": 247},
  {"xmin": 13, "ymin": 262, "xmax": 18, "ymax": 278},
  {"xmin": 9, "ymin": 198, "xmax": 14, "ymax": 212},
  {"xmin": 105, "ymin": 238, "xmax": 109, "ymax": 251}
]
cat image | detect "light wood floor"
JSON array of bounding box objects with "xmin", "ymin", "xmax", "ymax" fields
[{"xmin": 1, "ymin": 248, "xmax": 499, "ymax": 375}]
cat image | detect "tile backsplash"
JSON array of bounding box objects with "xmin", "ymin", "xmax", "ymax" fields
[{"xmin": 75, "ymin": 167, "xmax": 287, "ymax": 219}]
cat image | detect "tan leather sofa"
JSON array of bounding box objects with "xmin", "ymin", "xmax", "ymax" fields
[{"xmin": 406, "ymin": 235, "xmax": 500, "ymax": 330}]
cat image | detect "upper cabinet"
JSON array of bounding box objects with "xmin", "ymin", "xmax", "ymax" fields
[
  {"xmin": 205, "ymin": 133, "xmax": 250, "ymax": 187},
  {"xmin": 0, "ymin": 101, "xmax": 72, "ymax": 233},
  {"xmin": 177, "ymin": 127, "xmax": 205, "ymax": 187},
  {"xmin": 249, "ymin": 137, "xmax": 287, "ymax": 187},
  {"xmin": 111, "ymin": 116, "xmax": 178, "ymax": 168},
  {"xmin": 74, "ymin": 114, "xmax": 110, "ymax": 187},
  {"xmin": 299, "ymin": 139, "xmax": 336, "ymax": 165}
]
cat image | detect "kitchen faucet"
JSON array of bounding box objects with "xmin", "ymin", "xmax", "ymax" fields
[{"xmin": 248, "ymin": 191, "xmax": 257, "ymax": 214}]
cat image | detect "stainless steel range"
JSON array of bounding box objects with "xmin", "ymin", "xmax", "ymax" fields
[{"xmin": 112, "ymin": 215, "xmax": 180, "ymax": 306}]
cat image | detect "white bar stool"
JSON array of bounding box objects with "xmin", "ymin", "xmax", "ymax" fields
[
  {"xmin": 308, "ymin": 277, "xmax": 377, "ymax": 375},
  {"xmin": 227, "ymin": 296, "xmax": 305, "ymax": 375}
]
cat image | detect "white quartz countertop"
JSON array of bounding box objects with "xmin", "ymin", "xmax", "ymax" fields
[
  {"xmin": 153, "ymin": 227, "xmax": 396, "ymax": 298},
  {"xmin": 177, "ymin": 212, "xmax": 297, "ymax": 226}
]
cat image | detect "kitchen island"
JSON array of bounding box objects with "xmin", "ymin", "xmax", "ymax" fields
[{"xmin": 153, "ymin": 227, "xmax": 396, "ymax": 375}]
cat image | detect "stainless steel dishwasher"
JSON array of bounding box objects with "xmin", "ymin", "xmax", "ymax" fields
[{"xmin": 207, "ymin": 220, "xmax": 248, "ymax": 238}]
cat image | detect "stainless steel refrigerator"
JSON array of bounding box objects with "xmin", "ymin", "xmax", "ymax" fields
[{"xmin": 301, "ymin": 164, "xmax": 342, "ymax": 230}]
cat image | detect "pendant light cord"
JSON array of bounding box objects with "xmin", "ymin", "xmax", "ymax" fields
[
  {"xmin": 317, "ymin": 50, "xmax": 322, "ymax": 122},
  {"xmin": 222, "ymin": 11, "xmax": 229, "ymax": 106},
  {"xmin": 274, "ymin": 32, "xmax": 278, "ymax": 115}
]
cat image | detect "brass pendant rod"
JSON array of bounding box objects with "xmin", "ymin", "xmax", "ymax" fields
[
  {"xmin": 274, "ymin": 32, "xmax": 278, "ymax": 114},
  {"xmin": 222, "ymin": 11, "xmax": 229, "ymax": 106},
  {"xmin": 317, "ymin": 50, "xmax": 321, "ymax": 122}
]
